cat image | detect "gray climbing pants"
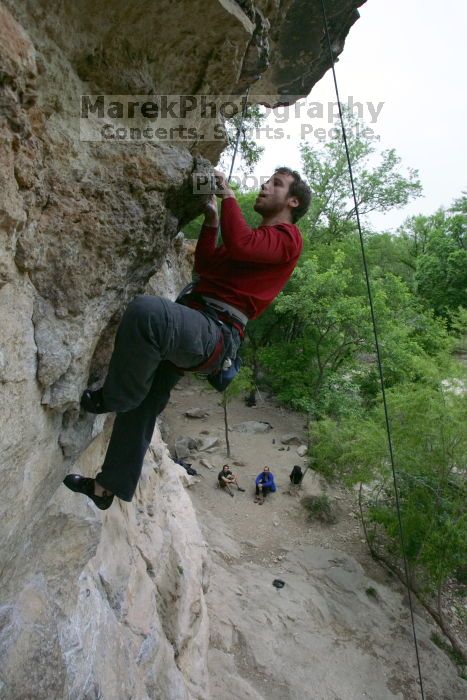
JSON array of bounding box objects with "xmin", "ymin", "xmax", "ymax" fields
[{"xmin": 95, "ymin": 295, "xmax": 225, "ymax": 501}]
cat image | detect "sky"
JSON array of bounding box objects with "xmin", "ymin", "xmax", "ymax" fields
[{"xmin": 237, "ymin": 0, "xmax": 467, "ymax": 232}]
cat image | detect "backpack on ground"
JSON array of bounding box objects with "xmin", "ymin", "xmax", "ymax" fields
[{"xmin": 289, "ymin": 465, "xmax": 303, "ymax": 485}]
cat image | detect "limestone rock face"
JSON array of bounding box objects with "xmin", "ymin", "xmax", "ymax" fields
[
  {"xmin": 0, "ymin": 432, "xmax": 211, "ymax": 700},
  {"xmin": 0, "ymin": 0, "xmax": 364, "ymax": 697}
]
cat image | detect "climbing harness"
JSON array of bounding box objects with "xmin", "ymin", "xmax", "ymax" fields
[
  {"xmin": 319, "ymin": 1, "xmax": 426, "ymax": 697},
  {"xmin": 173, "ymin": 287, "xmax": 245, "ymax": 386}
]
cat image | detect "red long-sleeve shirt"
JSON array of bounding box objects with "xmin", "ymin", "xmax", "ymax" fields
[{"xmin": 193, "ymin": 198, "xmax": 303, "ymax": 320}]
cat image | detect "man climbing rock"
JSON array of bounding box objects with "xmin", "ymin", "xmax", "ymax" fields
[{"xmin": 63, "ymin": 167, "xmax": 311, "ymax": 509}]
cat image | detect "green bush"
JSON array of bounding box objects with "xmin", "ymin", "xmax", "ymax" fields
[{"xmin": 301, "ymin": 494, "xmax": 336, "ymax": 524}]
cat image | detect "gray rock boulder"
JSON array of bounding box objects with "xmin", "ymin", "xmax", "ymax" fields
[
  {"xmin": 196, "ymin": 436, "xmax": 220, "ymax": 452},
  {"xmin": 281, "ymin": 433, "xmax": 303, "ymax": 445},
  {"xmin": 184, "ymin": 408, "xmax": 209, "ymax": 419},
  {"xmin": 200, "ymin": 458, "xmax": 214, "ymax": 471},
  {"xmin": 175, "ymin": 436, "xmax": 198, "ymax": 459},
  {"xmin": 233, "ymin": 421, "xmax": 273, "ymax": 433}
]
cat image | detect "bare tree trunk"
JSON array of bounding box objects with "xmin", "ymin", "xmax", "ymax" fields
[
  {"xmin": 223, "ymin": 400, "xmax": 231, "ymax": 457},
  {"xmin": 298, "ymin": 414, "xmax": 313, "ymax": 487},
  {"xmin": 359, "ymin": 483, "xmax": 376, "ymax": 556},
  {"xmin": 437, "ymin": 580, "xmax": 443, "ymax": 621}
]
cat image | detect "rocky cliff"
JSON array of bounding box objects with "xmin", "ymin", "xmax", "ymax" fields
[{"xmin": 0, "ymin": 1, "xmax": 364, "ymax": 698}]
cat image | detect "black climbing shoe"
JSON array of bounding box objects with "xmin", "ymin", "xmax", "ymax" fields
[
  {"xmin": 63, "ymin": 474, "xmax": 114, "ymax": 510},
  {"xmin": 237, "ymin": 487, "xmax": 246, "ymax": 492},
  {"xmin": 80, "ymin": 388, "xmax": 109, "ymax": 414}
]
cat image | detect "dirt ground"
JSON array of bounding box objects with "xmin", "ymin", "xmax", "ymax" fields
[{"xmin": 163, "ymin": 376, "xmax": 394, "ymax": 586}]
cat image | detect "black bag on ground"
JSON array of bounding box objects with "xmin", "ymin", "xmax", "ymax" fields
[
  {"xmin": 289, "ymin": 465, "xmax": 303, "ymax": 485},
  {"xmin": 175, "ymin": 458, "xmax": 198, "ymax": 476}
]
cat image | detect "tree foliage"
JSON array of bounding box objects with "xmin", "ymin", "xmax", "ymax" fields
[
  {"xmin": 397, "ymin": 197, "xmax": 467, "ymax": 323},
  {"xmin": 311, "ymin": 381, "xmax": 467, "ymax": 595},
  {"xmin": 218, "ymin": 104, "xmax": 265, "ymax": 175},
  {"xmin": 299, "ymin": 109, "xmax": 422, "ymax": 238},
  {"xmin": 256, "ymin": 235, "xmax": 451, "ymax": 416}
]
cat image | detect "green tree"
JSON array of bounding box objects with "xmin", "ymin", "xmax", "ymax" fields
[
  {"xmin": 299, "ymin": 109, "xmax": 422, "ymax": 239},
  {"xmin": 218, "ymin": 104, "xmax": 265, "ymax": 175},
  {"xmin": 256, "ymin": 237, "xmax": 451, "ymax": 415},
  {"xmin": 311, "ymin": 380, "xmax": 467, "ymax": 659},
  {"xmin": 398, "ymin": 196, "xmax": 467, "ymax": 323}
]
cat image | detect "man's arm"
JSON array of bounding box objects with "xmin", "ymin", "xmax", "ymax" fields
[
  {"xmin": 221, "ymin": 198, "xmax": 301, "ymax": 263},
  {"xmin": 214, "ymin": 170, "xmax": 302, "ymax": 264},
  {"xmin": 194, "ymin": 195, "xmax": 219, "ymax": 273}
]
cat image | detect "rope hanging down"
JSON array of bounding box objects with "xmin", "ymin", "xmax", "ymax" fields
[
  {"xmin": 227, "ymin": 87, "xmax": 251, "ymax": 183},
  {"xmin": 318, "ymin": 1, "xmax": 426, "ymax": 697},
  {"xmin": 215, "ymin": 87, "xmax": 251, "ymax": 247},
  {"xmin": 227, "ymin": 87, "xmax": 250, "ymax": 182}
]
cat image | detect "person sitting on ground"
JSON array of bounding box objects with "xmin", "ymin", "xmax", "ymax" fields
[
  {"xmin": 63, "ymin": 167, "xmax": 311, "ymax": 510},
  {"xmin": 218, "ymin": 464, "xmax": 245, "ymax": 497},
  {"xmin": 254, "ymin": 466, "xmax": 276, "ymax": 504}
]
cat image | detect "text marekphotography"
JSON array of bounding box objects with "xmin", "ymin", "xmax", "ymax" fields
[{"xmin": 80, "ymin": 94, "xmax": 385, "ymax": 143}]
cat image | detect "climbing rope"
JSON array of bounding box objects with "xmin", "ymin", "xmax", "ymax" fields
[
  {"xmin": 214, "ymin": 87, "xmax": 251, "ymax": 247},
  {"xmin": 227, "ymin": 86, "xmax": 251, "ymax": 183},
  {"xmin": 318, "ymin": 1, "xmax": 426, "ymax": 697}
]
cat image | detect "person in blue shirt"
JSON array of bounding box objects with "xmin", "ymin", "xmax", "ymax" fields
[{"xmin": 254, "ymin": 466, "xmax": 276, "ymax": 504}]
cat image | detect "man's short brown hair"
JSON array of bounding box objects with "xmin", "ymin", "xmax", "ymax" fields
[{"xmin": 275, "ymin": 166, "xmax": 311, "ymax": 223}]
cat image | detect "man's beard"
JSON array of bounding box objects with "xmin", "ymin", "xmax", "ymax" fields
[{"xmin": 254, "ymin": 198, "xmax": 282, "ymax": 216}]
